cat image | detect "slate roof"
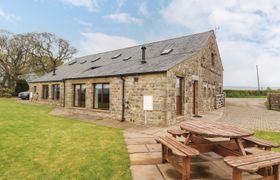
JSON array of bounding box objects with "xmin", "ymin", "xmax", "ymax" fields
[{"xmin": 30, "ymin": 30, "xmax": 213, "ymax": 83}]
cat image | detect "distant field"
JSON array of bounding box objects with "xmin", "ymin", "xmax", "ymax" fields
[{"xmin": 224, "ymin": 89, "xmax": 280, "ymax": 98}]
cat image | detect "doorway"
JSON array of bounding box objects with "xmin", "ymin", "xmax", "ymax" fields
[
  {"xmin": 193, "ymin": 80, "xmax": 198, "ymax": 115},
  {"xmin": 176, "ymin": 77, "xmax": 183, "ymax": 116}
]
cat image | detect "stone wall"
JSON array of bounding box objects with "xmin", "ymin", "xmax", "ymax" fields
[
  {"xmin": 30, "ymin": 82, "xmax": 64, "ymax": 106},
  {"xmin": 268, "ymin": 93, "xmax": 280, "ymax": 111},
  {"xmin": 166, "ymin": 33, "xmax": 223, "ymax": 125},
  {"xmin": 166, "ymin": 55, "xmax": 199, "ymax": 125},
  {"xmin": 64, "ymin": 73, "xmax": 167, "ymax": 126},
  {"xmin": 198, "ymin": 34, "xmax": 223, "ymax": 112}
]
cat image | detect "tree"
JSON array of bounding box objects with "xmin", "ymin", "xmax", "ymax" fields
[
  {"xmin": 15, "ymin": 79, "xmax": 29, "ymax": 94},
  {"xmin": 0, "ymin": 30, "xmax": 77, "ymax": 91},
  {"xmin": 30, "ymin": 32, "xmax": 77, "ymax": 75},
  {"xmin": 0, "ymin": 30, "xmax": 32, "ymax": 89}
]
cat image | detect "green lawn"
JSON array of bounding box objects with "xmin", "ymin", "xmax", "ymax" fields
[
  {"xmin": 255, "ymin": 131, "xmax": 280, "ymax": 152},
  {"xmin": 0, "ymin": 98, "xmax": 131, "ymax": 180}
]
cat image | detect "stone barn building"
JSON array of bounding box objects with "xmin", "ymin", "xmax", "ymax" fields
[{"xmin": 30, "ymin": 30, "xmax": 223, "ymax": 126}]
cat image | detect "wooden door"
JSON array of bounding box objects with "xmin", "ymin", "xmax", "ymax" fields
[
  {"xmin": 193, "ymin": 80, "xmax": 198, "ymax": 115},
  {"xmin": 176, "ymin": 77, "xmax": 183, "ymax": 116}
]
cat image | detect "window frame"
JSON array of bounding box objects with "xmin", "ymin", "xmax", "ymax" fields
[
  {"xmin": 175, "ymin": 77, "xmax": 184, "ymax": 116},
  {"xmin": 52, "ymin": 84, "xmax": 60, "ymax": 100},
  {"xmin": 42, "ymin": 85, "xmax": 49, "ymax": 99},
  {"xmin": 73, "ymin": 84, "xmax": 86, "ymax": 108},
  {"xmin": 93, "ymin": 83, "xmax": 110, "ymax": 110}
]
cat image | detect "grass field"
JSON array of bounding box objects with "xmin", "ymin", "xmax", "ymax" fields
[
  {"xmin": 0, "ymin": 98, "xmax": 131, "ymax": 180},
  {"xmin": 255, "ymin": 131, "xmax": 280, "ymax": 152}
]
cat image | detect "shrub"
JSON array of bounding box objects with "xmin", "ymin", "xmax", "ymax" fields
[
  {"xmin": 15, "ymin": 79, "xmax": 29, "ymax": 95},
  {"xmin": 0, "ymin": 88, "xmax": 13, "ymax": 97}
]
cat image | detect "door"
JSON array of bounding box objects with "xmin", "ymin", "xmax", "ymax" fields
[
  {"xmin": 193, "ymin": 80, "xmax": 198, "ymax": 115},
  {"xmin": 176, "ymin": 77, "xmax": 183, "ymax": 116}
]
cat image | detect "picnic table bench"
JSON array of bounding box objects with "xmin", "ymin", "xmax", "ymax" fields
[
  {"xmin": 224, "ymin": 151, "xmax": 280, "ymax": 180},
  {"xmin": 156, "ymin": 136, "xmax": 199, "ymax": 180},
  {"xmin": 242, "ymin": 136, "xmax": 280, "ymax": 151},
  {"xmin": 157, "ymin": 120, "xmax": 280, "ymax": 180},
  {"xmin": 167, "ymin": 129, "xmax": 189, "ymax": 138}
]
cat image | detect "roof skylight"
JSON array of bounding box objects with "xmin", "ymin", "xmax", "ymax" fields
[
  {"xmin": 112, "ymin": 53, "xmax": 122, "ymax": 59},
  {"xmin": 80, "ymin": 60, "xmax": 87, "ymax": 64},
  {"xmin": 91, "ymin": 57, "xmax": 101, "ymax": 62},
  {"xmin": 123, "ymin": 57, "xmax": 132, "ymax": 61},
  {"xmin": 161, "ymin": 48, "xmax": 173, "ymax": 55},
  {"xmin": 68, "ymin": 61, "xmax": 77, "ymax": 65}
]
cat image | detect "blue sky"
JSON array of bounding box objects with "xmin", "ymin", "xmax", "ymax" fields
[{"xmin": 1, "ymin": 0, "xmax": 280, "ymax": 87}]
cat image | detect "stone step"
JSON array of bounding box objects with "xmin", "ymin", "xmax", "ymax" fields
[{"xmin": 130, "ymin": 152, "xmax": 162, "ymax": 165}]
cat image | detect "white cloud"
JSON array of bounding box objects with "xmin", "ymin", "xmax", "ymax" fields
[
  {"xmin": 103, "ymin": 13, "xmax": 143, "ymax": 25},
  {"xmin": 116, "ymin": 0, "xmax": 126, "ymax": 10},
  {"xmin": 78, "ymin": 31, "xmax": 138, "ymax": 56},
  {"xmin": 74, "ymin": 18, "xmax": 92, "ymax": 27},
  {"xmin": 139, "ymin": 1, "xmax": 149, "ymax": 17},
  {"xmin": 61, "ymin": 0, "xmax": 99, "ymax": 12},
  {"xmin": 161, "ymin": 0, "xmax": 280, "ymax": 87},
  {"xmin": 0, "ymin": 9, "xmax": 21, "ymax": 24}
]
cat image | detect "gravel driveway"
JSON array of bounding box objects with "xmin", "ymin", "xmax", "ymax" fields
[{"xmin": 217, "ymin": 98, "xmax": 280, "ymax": 131}]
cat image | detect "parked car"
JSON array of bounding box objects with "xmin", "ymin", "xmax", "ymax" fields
[{"xmin": 18, "ymin": 91, "xmax": 30, "ymax": 100}]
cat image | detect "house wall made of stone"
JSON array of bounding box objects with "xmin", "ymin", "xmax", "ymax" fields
[
  {"xmin": 30, "ymin": 81, "xmax": 64, "ymax": 106},
  {"xmin": 165, "ymin": 34, "xmax": 223, "ymax": 125},
  {"xmin": 63, "ymin": 73, "xmax": 167, "ymax": 126},
  {"xmin": 198, "ymin": 34, "xmax": 224, "ymax": 112}
]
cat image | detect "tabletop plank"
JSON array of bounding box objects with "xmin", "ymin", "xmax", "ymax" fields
[{"xmin": 180, "ymin": 120, "xmax": 254, "ymax": 138}]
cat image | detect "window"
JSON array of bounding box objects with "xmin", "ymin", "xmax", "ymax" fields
[
  {"xmin": 176, "ymin": 77, "xmax": 183, "ymax": 115},
  {"xmin": 34, "ymin": 86, "xmax": 37, "ymax": 93},
  {"xmin": 80, "ymin": 60, "xmax": 87, "ymax": 64},
  {"xmin": 68, "ymin": 60, "xmax": 77, "ymax": 65},
  {"xmin": 73, "ymin": 84, "xmax": 86, "ymax": 107},
  {"xmin": 42, "ymin": 85, "xmax": 49, "ymax": 99},
  {"xmin": 52, "ymin": 84, "xmax": 60, "ymax": 100},
  {"xmin": 94, "ymin": 83, "xmax": 110, "ymax": 110},
  {"xmin": 211, "ymin": 53, "xmax": 215, "ymax": 67},
  {"xmin": 112, "ymin": 53, "xmax": 121, "ymax": 59},
  {"xmin": 123, "ymin": 57, "xmax": 132, "ymax": 61},
  {"xmin": 91, "ymin": 57, "xmax": 101, "ymax": 62},
  {"xmin": 161, "ymin": 48, "xmax": 173, "ymax": 55}
]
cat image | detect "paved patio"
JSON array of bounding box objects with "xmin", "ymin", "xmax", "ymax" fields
[
  {"xmin": 123, "ymin": 108, "xmax": 262, "ymax": 180},
  {"xmin": 217, "ymin": 98, "xmax": 280, "ymax": 131}
]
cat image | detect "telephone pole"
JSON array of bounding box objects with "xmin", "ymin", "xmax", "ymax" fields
[{"xmin": 256, "ymin": 65, "xmax": 260, "ymax": 91}]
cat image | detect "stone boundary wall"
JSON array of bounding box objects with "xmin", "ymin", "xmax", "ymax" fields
[
  {"xmin": 268, "ymin": 93, "xmax": 280, "ymax": 111},
  {"xmin": 215, "ymin": 93, "xmax": 225, "ymax": 109}
]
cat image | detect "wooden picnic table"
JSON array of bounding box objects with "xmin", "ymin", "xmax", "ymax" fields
[
  {"xmin": 180, "ymin": 120, "xmax": 254, "ymax": 156},
  {"xmin": 158, "ymin": 120, "xmax": 280, "ymax": 180}
]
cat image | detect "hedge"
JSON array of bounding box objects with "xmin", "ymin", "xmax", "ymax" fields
[
  {"xmin": 0, "ymin": 88, "xmax": 13, "ymax": 97},
  {"xmin": 224, "ymin": 90, "xmax": 280, "ymax": 98}
]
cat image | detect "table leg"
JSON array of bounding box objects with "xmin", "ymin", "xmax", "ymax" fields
[
  {"xmin": 273, "ymin": 165, "xmax": 280, "ymax": 180},
  {"xmin": 235, "ymin": 138, "xmax": 246, "ymax": 155},
  {"xmin": 184, "ymin": 133, "xmax": 191, "ymax": 145},
  {"xmin": 182, "ymin": 157, "xmax": 190, "ymax": 180},
  {"xmin": 233, "ymin": 168, "xmax": 242, "ymax": 180},
  {"xmin": 161, "ymin": 144, "xmax": 167, "ymax": 163}
]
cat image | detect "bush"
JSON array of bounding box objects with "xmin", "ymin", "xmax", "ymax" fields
[
  {"xmin": 224, "ymin": 90, "xmax": 280, "ymax": 98},
  {"xmin": 15, "ymin": 79, "xmax": 29, "ymax": 95},
  {"xmin": 0, "ymin": 88, "xmax": 13, "ymax": 97}
]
